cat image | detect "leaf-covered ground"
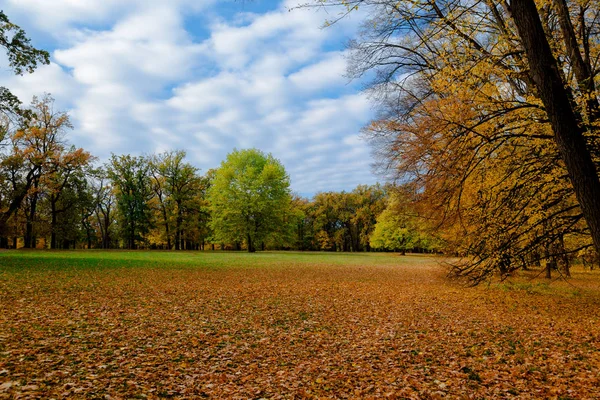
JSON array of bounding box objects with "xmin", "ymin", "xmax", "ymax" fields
[{"xmin": 1, "ymin": 251, "xmax": 599, "ymax": 399}]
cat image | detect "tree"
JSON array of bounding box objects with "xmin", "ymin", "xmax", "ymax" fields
[
  {"xmin": 207, "ymin": 149, "xmax": 292, "ymax": 252},
  {"xmin": 509, "ymin": 0, "xmax": 600, "ymax": 256},
  {"xmin": 307, "ymin": 0, "xmax": 600, "ymax": 280},
  {"xmin": 0, "ymin": 11, "xmax": 49, "ymax": 117},
  {"xmin": 351, "ymin": 184, "xmax": 387, "ymax": 251},
  {"xmin": 5, "ymin": 95, "xmax": 79, "ymax": 248},
  {"xmin": 92, "ymin": 171, "xmax": 116, "ymax": 249},
  {"xmin": 370, "ymin": 209, "xmax": 416, "ymax": 254},
  {"xmin": 370, "ymin": 187, "xmax": 440, "ymax": 254},
  {"xmin": 309, "ymin": 185, "xmax": 387, "ymax": 252},
  {"xmin": 107, "ymin": 155, "xmax": 153, "ymax": 249},
  {"xmin": 157, "ymin": 151, "xmax": 201, "ymax": 250}
]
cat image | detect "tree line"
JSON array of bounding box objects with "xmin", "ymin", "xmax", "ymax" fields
[{"xmin": 0, "ymin": 95, "xmax": 440, "ymax": 253}]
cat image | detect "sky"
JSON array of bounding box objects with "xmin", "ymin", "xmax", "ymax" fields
[{"xmin": 0, "ymin": 0, "xmax": 378, "ymax": 197}]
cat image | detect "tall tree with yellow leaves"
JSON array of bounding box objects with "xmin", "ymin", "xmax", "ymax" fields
[{"xmin": 306, "ymin": 0, "xmax": 600, "ymax": 280}]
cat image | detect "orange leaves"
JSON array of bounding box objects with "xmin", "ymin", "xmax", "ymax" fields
[{"xmin": 1, "ymin": 252, "xmax": 600, "ymax": 398}]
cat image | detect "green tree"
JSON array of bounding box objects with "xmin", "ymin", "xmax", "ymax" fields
[
  {"xmin": 0, "ymin": 11, "xmax": 49, "ymax": 118},
  {"xmin": 370, "ymin": 209, "xmax": 416, "ymax": 254},
  {"xmin": 107, "ymin": 154, "xmax": 153, "ymax": 249},
  {"xmin": 158, "ymin": 150, "xmax": 201, "ymax": 250},
  {"xmin": 370, "ymin": 187, "xmax": 440, "ymax": 254},
  {"xmin": 207, "ymin": 149, "xmax": 292, "ymax": 252}
]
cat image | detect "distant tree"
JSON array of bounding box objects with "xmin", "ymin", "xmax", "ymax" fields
[
  {"xmin": 207, "ymin": 148, "xmax": 292, "ymax": 252},
  {"xmin": 195, "ymin": 174, "xmax": 212, "ymax": 250},
  {"xmin": 6, "ymin": 95, "xmax": 77, "ymax": 248},
  {"xmin": 312, "ymin": 192, "xmax": 342, "ymax": 251},
  {"xmin": 310, "ymin": 185, "xmax": 387, "ymax": 252},
  {"xmin": 290, "ymin": 195, "xmax": 317, "ymax": 251},
  {"xmin": 93, "ymin": 171, "xmax": 116, "ymax": 249},
  {"xmin": 351, "ymin": 184, "xmax": 387, "ymax": 251},
  {"xmin": 107, "ymin": 155, "xmax": 153, "ymax": 249},
  {"xmin": 149, "ymin": 154, "xmax": 174, "ymax": 249},
  {"xmin": 370, "ymin": 187, "xmax": 440, "ymax": 254},
  {"xmin": 370, "ymin": 209, "xmax": 415, "ymax": 255},
  {"xmin": 156, "ymin": 151, "xmax": 201, "ymax": 250}
]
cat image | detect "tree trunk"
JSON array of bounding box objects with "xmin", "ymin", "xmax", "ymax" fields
[
  {"xmin": 103, "ymin": 212, "xmax": 111, "ymax": 249},
  {"xmin": 175, "ymin": 203, "xmax": 183, "ymax": 250},
  {"xmin": 552, "ymin": 0, "xmax": 600, "ymax": 121},
  {"xmin": 164, "ymin": 210, "xmax": 171, "ymax": 250},
  {"xmin": 87, "ymin": 227, "xmax": 93, "ymax": 250},
  {"xmin": 510, "ymin": 0, "xmax": 600, "ymax": 256},
  {"xmin": 247, "ymin": 234, "xmax": 255, "ymax": 252},
  {"xmin": 545, "ymin": 260, "xmax": 554, "ymax": 279},
  {"xmin": 24, "ymin": 192, "xmax": 39, "ymax": 249},
  {"xmin": 558, "ymin": 234, "xmax": 571, "ymax": 277},
  {"xmin": 50, "ymin": 200, "xmax": 57, "ymax": 249}
]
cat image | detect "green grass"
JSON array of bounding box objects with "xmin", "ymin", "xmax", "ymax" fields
[{"xmin": 0, "ymin": 249, "xmax": 434, "ymax": 272}]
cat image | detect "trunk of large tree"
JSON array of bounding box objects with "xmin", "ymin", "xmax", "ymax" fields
[
  {"xmin": 50, "ymin": 201, "xmax": 57, "ymax": 249},
  {"xmin": 175, "ymin": 203, "xmax": 183, "ymax": 250},
  {"xmin": 103, "ymin": 213, "xmax": 111, "ymax": 249},
  {"xmin": 552, "ymin": 0, "xmax": 600, "ymax": 121},
  {"xmin": 163, "ymin": 207, "xmax": 171, "ymax": 250},
  {"xmin": 24, "ymin": 192, "xmax": 39, "ymax": 249},
  {"xmin": 510, "ymin": 0, "xmax": 600, "ymax": 255},
  {"xmin": 247, "ymin": 233, "xmax": 255, "ymax": 253}
]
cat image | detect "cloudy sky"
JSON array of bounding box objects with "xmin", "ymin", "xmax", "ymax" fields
[{"xmin": 0, "ymin": 0, "xmax": 378, "ymax": 196}]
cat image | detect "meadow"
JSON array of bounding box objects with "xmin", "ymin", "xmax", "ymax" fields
[{"xmin": 1, "ymin": 250, "xmax": 599, "ymax": 399}]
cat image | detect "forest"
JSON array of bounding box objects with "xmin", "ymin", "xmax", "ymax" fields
[{"xmin": 0, "ymin": 95, "xmax": 437, "ymax": 255}]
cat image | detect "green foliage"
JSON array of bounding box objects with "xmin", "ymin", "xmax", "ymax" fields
[
  {"xmin": 207, "ymin": 148, "xmax": 292, "ymax": 252},
  {"xmin": 0, "ymin": 11, "xmax": 50, "ymax": 115},
  {"xmin": 0, "ymin": 12, "xmax": 50, "ymax": 75},
  {"xmin": 369, "ymin": 188, "xmax": 441, "ymax": 253},
  {"xmin": 149, "ymin": 150, "xmax": 206, "ymax": 250},
  {"xmin": 307, "ymin": 184, "xmax": 387, "ymax": 251},
  {"xmin": 370, "ymin": 208, "xmax": 416, "ymax": 252},
  {"xmin": 107, "ymin": 154, "xmax": 153, "ymax": 249}
]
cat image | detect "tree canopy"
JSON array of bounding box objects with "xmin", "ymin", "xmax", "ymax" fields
[
  {"xmin": 0, "ymin": 11, "xmax": 49, "ymax": 117},
  {"xmin": 207, "ymin": 149, "xmax": 292, "ymax": 252},
  {"xmin": 307, "ymin": 0, "xmax": 600, "ymax": 282}
]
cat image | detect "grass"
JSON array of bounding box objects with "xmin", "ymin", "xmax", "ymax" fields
[{"xmin": 1, "ymin": 250, "xmax": 600, "ymax": 399}]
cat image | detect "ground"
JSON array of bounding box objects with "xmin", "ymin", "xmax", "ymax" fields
[{"xmin": 1, "ymin": 251, "xmax": 599, "ymax": 399}]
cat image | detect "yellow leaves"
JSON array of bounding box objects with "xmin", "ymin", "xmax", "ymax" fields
[{"xmin": 2, "ymin": 251, "xmax": 600, "ymax": 397}]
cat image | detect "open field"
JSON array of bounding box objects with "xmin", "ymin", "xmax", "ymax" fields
[{"xmin": 1, "ymin": 251, "xmax": 600, "ymax": 399}]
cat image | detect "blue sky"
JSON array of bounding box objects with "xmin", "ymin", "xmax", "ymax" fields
[{"xmin": 0, "ymin": 0, "xmax": 378, "ymax": 197}]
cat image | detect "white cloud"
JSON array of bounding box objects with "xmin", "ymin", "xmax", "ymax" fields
[
  {"xmin": 4, "ymin": 0, "xmax": 214, "ymax": 31},
  {"xmin": 289, "ymin": 51, "xmax": 348, "ymax": 92},
  {"xmin": 0, "ymin": 0, "xmax": 378, "ymax": 196}
]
